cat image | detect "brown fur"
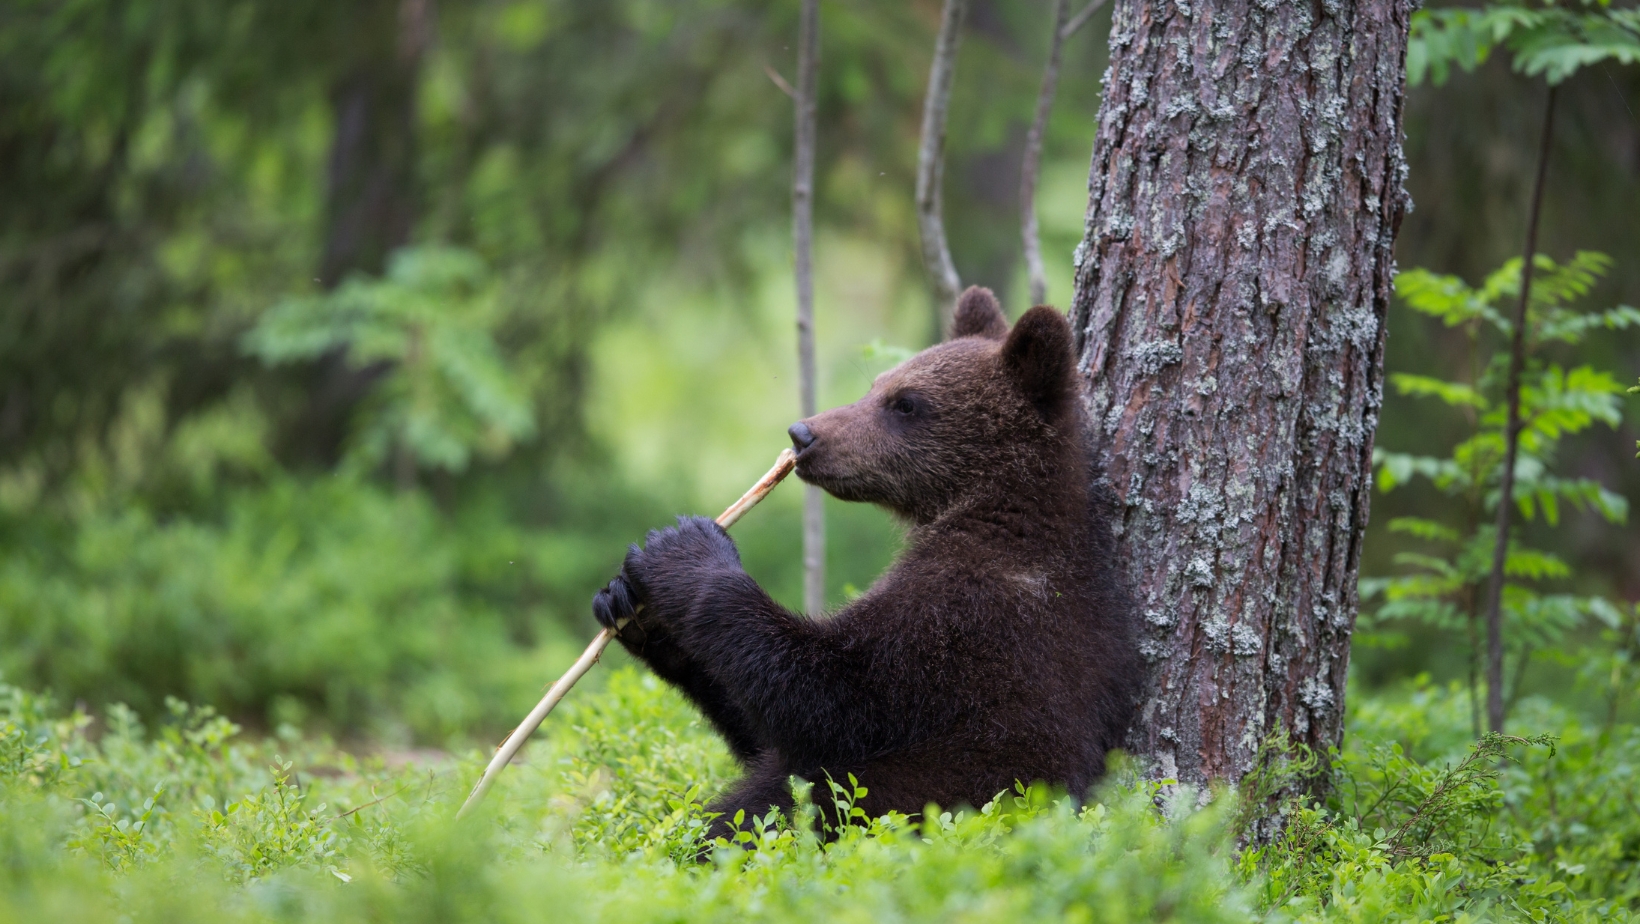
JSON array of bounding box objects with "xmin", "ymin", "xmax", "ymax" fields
[{"xmin": 593, "ymin": 286, "xmax": 1140, "ymax": 841}]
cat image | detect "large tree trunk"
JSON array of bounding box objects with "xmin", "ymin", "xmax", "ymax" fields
[
  {"xmin": 286, "ymin": 0, "xmax": 429, "ymax": 470},
  {"xmin": 1069, "ymin": 0, "xmax": 1413, "ymax": 787},
  {"xmin": 318, "ymin": 0, "xmax": 426, "ymax": 287}
]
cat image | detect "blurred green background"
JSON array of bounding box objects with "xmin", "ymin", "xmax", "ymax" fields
[{"xmin": 1, "ymin": 0, "xmax": 1636, "ymax": 747}]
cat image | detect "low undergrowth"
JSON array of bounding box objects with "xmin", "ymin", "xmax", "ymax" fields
[{"xmin": 3, "ymin": 668, "xmax": 1637, "ymax": 923}]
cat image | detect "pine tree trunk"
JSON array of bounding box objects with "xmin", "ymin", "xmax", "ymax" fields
[
  {"xmin": 317, "ymin": 0, "xmax": 426, "ymax": 287},
  {"xmin": 1069, "ymin": 0, "xmax": 1413, "ymax": 786},
  {"xmin": 293, "ymin": 0, "xmax": 428, "ymax": 469}
]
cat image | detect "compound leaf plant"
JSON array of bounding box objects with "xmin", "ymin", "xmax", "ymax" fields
[
  {"xmin": 1407, "ymin": 0, "xmax": 1640, "ymax": 87},
  {"xmin": 245, "ymin": 246, "xmax": 537, "ymax": 487},
  {"xmin": 1365, "ymin": 252, "xmax": 1638, "ymax": 733}
]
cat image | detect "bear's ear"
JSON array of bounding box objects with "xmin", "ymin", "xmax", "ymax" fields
[
  {"xmin": 1000, "ymin": 306, "xmax": 1075, "ymax": 422},
  {"xmin": 951, "ymin": 286, "xmax": 1008, "ymax": 340}
]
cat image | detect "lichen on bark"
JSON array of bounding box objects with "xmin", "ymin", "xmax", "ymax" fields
[{"xmin": 1069, "ymin": 0, "xmax": 1414, "ymax": 787}]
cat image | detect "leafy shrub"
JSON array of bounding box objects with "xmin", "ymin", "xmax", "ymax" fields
[
  {"xmin": 245, "ymin": 247, "xmax": 537, "ymax": 479},
  {"xmin": 5, "ymin": 669, "xmax": 1640, "ymax": 923},
  {"xmin": 0, "ymin": 477, "xmax": 595, "ymax": 742},
  {"xmin": 1245, "ymin": 680, "xmax": 1640, "ymax": 922},
  {"xmin": 1364, "ymin": 252, "xmax": 1636, "ymax": 729}
]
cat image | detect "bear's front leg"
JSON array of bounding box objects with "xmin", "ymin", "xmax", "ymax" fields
[
  {"xmin": 592, "ymin": 516, "xmax": 768, "ymax": 761},
  {"xmin": 617, "ymin": 517, "xmax": 899, "ymax": 771}
]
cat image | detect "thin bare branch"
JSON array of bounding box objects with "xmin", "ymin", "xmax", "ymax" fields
[
  {"xmin": 793, "ymin": 0, "xmax": 825, "ymax": 616},
  {"xmin": 763, "ymin": 62, "xmax": 796, "ymax": 99},
  {"xmin": 1483, "ymin": 84, "xmax": 1557, "ymax": 735},
  {"xmin": 1061, "ymin": 0, "xmax": 1110, "ymax": 40},
  {"xmin": 1022, "ymin": 0, "xmax": 1071, "ymax": 307},
  {"xmin": 335, "ymin": 782, "xmax": 411, "ymax": 819},
  {"xmin": 916, "ymin": 0, "xmax": 968, "ymax": 330}
]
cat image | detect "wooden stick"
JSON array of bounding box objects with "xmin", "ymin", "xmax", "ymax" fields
[{"xmin": 457, "ymin": 448, "xmax": 799, "ymax": 818}]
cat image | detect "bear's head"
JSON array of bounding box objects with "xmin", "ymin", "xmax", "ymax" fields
[{"xmin": 788, "ymin": 286, "xmax": 1077, "ymax": 524}]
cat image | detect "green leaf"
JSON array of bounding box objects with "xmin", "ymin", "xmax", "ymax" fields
[
  {"xmin": 1374, "ymin": 451, "xmax": 1465, "ymax": 494},
  {"xmin": 1390, "ymin": 552, "xmax": 1462, "ymax": 580},
  {"xmin": 1504, "ymin": 547, "xmax": 1570, "ymax": 581},
  {"xmin": 1391, "ymin": 374, "xmax": 1488, "ymax": 409},
  {"xmin": 1394, "ymin": 267, "xmax": 1497, "ymax": 326},
  {"xmin": 1387, "ymin": 517, "xmax": 1461, "ymax": 543},
  {"xmin": 1509, "ymin": 8, "xmax": 1640, "ymax": 84},
  {"xmin": 1406, "ymin": 8, "xmax": 1499, "ymax": 87},
  {"xmin": 1407, "ymin": 4, "xmax": 1640, "ymax": 87}
]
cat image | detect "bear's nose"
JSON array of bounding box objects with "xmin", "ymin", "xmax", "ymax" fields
[{"xmin": 788, "ymin": 421, "xmax": 816, "ymax": 452}]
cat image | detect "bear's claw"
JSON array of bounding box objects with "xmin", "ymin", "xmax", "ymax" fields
[{"xmin": 591, "ymin": 573, "xmax": 639, "ymax": 631}]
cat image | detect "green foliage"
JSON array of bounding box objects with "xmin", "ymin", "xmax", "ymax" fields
[
  {"xmin": 1243, "ymin": 681, "xmax": 1640, "ymax": 921},
  {"xmin": 0, "ymin": 670, "xmax": 1259, "ymax": 922},
  {"xmin": 1407, "ymin": 0, "xmax": 1640, "ymax": 87},
  {"xmin": 6, "ymin": 670, "xmax": 1640, "ymax": 922},
  {"xmin": 246, "ymin": 247, "xmax": 536, "ymax": 477},
  {"xmin": 542, "ymin": 669, "xmax": 740, "ymax": 863},
  {"xmin": 1365, "ymin": 253, "xmax": 1635, "ymax": 726},
  {"xmin": 0, "ymin": 475, "xmax": 610, "ymax": 741},
  {"xmin": 198, "ymin": 757, "xmax": 349, "ymax": 884}
]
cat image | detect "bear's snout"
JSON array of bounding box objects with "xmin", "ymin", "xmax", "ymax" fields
[{"xmin": 787, "ymin": 421, "xmax": 817, "ymax": 453}]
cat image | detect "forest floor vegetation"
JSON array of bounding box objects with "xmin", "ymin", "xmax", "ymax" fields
[{"xmin": 4, "ymin": 666, "xmax": 1637, "ymax": 923}]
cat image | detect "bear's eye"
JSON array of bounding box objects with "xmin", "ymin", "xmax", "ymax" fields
[{"xmin": 889, "ymin": 395, "xmax": 918, "ymax": 417}]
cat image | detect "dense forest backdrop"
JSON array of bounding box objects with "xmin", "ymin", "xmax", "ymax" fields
[
  {"xmin": 2, "ymin": 0, "xmax": 1636, "ymax": 744},
  {"xmin": 6, "ymin": 2, "xmax": 1640, "ymax": 920}
]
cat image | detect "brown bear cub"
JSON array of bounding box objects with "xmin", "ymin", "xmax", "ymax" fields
[{"xmin": 592, "ymin": 286, "xmax": 1140, "ymax": 841}]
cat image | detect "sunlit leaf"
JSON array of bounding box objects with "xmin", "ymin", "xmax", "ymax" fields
[{"xmin": 1391, "ymin": 374, "xmax": 1488, "ymax": 409}]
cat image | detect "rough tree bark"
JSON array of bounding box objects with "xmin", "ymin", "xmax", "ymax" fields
[{"xmin": 1069, "ymin": 0, "xmax": 1414, "ymax": 786}]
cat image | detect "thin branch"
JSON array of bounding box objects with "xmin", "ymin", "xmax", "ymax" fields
[
  {"xmin": 1022, "ymin": 0, "xmax": 1071, "ymax": 307},
  {"xmin": 1383, "ymin": 733, "xmax": 1543, "ymax": 858},
  {"xmin": 1503, "ymin": 643, "xmax": 1533, "ymax": 719},
  {"xmin": 763, "ymin": 62, "xmax": 796, "ymax": 99},
  {"xmin": 793, "ymin": 0, "xmax": 825, "ymax": 616},
  {"xmin": 916, "ymin": 0, "xmax": 968, "ymax": 331},
  {"xmin": 1466, "ymin": 596, "xmax": 1481, "ymax": 739},
  {"xmin": 335, "ymin": 781, "xmax": 411, "ymax": 819},
  {"xmin": 1061, "ymin": 0, "xmax": 1110, "ymax": 40},
  {"xmin": 1483, "ymin": 84, "xmax": 1557, "ymax": 735}
]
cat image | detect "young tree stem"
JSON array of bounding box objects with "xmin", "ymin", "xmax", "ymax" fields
[
  {"xmin": 794, "ymin": 0, "xmax": 824, "ymax": 616},
  {"xmin": 1061, "ymin": 0, "xmax": 1109, "ymax": 40},
  {"xmin": 916, "ymin": 0, "xmax": 967, "ymax": 333},
  {"xmin": 1484, "ymin": 84, "xmax": 1557, "ymax": 735},
  {"xmin": 1021, "ymin": 0, "xmax": 1071, "ymax": 307},
  {"xmin": 1021, "ymin": 0, "xmax": 1108, "ymax": 307}
]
